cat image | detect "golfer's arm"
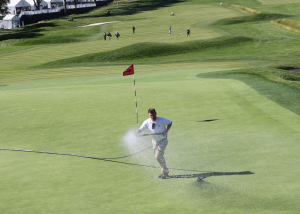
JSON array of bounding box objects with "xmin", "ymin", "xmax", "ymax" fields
[{"xmin": 166, "ymin": 122, "xmax": 172, "ymax": 132}]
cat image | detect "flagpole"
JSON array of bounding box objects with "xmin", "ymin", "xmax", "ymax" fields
[
  {"xmin": 133, "ymin": 74, "xmax": 138, "ymax": 123},
  {"xmin": 123, "ymin": 64, "xmax": 137, "ymax": 123}
]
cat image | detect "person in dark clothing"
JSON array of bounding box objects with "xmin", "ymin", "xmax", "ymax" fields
[
  {"xmin": 107, "ymin": 32, "xmax": 112, "ymax": 40},
  {"xmin": 115, "ymin": 31, "xmax": 120, "ymax": 39}
]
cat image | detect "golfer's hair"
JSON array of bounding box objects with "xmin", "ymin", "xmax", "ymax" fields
[{"xmin": 148, "ymin": 108, "xmax": 156, "ymax": 113}]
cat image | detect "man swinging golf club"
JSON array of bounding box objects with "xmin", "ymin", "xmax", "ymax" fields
[{"xmin": 136, "ymin": 108, "xmax": 172, "ymax": 179}]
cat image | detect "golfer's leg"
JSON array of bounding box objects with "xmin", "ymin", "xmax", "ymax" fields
[{"xmin": 153, "ymin": 139, "xmax": 169, "ymax": 175}]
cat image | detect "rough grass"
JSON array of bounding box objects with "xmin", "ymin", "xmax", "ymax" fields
[
  {"xmin": 228, "ymin": 4, "xmax": 261, "ymax": 14},
  {"xmin": 213, "ymin": 12, "xmax": 292, "ymax": 25},
  {"xmin": 280, "ymin": 19, "xmax": 300, "ymax": 29},
  {"xmin": 270, "ymin": 19, "xmax": 300, "ymax": 33}
]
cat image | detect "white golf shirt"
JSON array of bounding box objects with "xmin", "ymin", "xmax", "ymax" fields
[{"xmin": 139, "ymin": 117, "xmax": 172, "ymax": 142}]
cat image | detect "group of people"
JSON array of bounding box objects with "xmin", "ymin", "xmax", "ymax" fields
[
  {"xmin": 168, "ymin": 26, "xmax": 191, "ymax": 37},
  {"xmin": 103, "ymin": 31, "xmax": 120, "ymax": 40},
  {"xmin": 103, "ymin": 26, "xmax": 137, "ymax": 41},
  {"xmin": 103, "ymin": 32, "xmax": 112, "ymax": 40},
  {"xmin": 103, "ymin": 25, "xmax": 190, "ymax": 41}
]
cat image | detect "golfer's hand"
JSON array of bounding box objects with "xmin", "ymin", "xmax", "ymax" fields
[
  {"xmin": 135, "ymin": 130, "xmax": 141, "ymax": 136},
  {"xmin": 163, "ymin": 130, "xmax": 168, "ymax": 136}
]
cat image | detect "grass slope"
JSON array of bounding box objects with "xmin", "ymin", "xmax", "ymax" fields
[{"xmin": 35, "ymin": 36, "xmax": 254, "ymax": 68}]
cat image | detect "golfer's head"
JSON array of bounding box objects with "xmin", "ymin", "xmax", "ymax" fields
[{"xmin": 148, "ymin": 108, "xmax": 157, "ymax": 120}]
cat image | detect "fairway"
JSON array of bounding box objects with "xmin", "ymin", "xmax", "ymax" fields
[{"xmin": 1, "ymin": 0, "xmax": 300, "ymax": 213}]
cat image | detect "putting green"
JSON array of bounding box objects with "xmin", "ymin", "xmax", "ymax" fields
[{"xmin": 1, "ymin": 62, "xmax": 300, "ymax": 213}]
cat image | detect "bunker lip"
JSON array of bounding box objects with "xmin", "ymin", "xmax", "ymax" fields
[{"xmin": 75, "ymin": 21, "xmax": 119, "ymax": 27}]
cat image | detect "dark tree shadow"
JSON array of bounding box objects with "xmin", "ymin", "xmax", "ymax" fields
[
  {"xmin": 77, "ymin": 0, "xmax": 184, "ymax": 19},
  {"xmin": 0, "ymin": 22, "xmax": 59, "ymax": 42}
]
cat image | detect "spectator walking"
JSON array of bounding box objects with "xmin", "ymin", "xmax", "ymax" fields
[
  {"xmin": 115, "ymin": 31, "xmax": 120, "ymax": 39},
  {"xmin": 103, "ymin": 32, "xmax": 106, "ymax": 41},
  {"xmin": 169, "ymin": 26, "xmax": 172, "ymax": 35},
  {"xmin": 107, "ymin": 32, "xmax": 112, "ymax": 40},
  {"xmin": 132, "ymin": 26, "xmax": 135, "ymax": 33},
  {"xmin": 187, "ymin": 28, "xmax": 190, "ymax": 37}
]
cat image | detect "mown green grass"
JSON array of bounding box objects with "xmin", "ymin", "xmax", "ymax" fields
[
  {"xmin": 34, "ymin": 36, "xmax": 254, "ymax": 68},
  {"xmin": 1, "ymin": 63, "xmax": 300, "ymax": 213},
  {"xmin": 1, "ymin": 0, "xmax": 300, "ymax": 213}
]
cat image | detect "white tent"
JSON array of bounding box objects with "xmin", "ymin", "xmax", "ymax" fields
[
  {"xmin": 8, "ymin": 0, "xmax": 31, "ymax": 14},
  {"xmin": 31, "ymin": 0, "xmax": 49, "ymax": 10},
  {"xmin": 2, "ymin": 15, "xmax": 20, "ymax": 29},
  {"xmin": 7, "ymin": 0, "xmax": 50, "ymax": 14},
  {"xmin": 49, "ymin": 0, "xmax": 63, "ymax": 9}
]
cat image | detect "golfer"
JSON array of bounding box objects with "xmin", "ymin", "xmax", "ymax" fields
[
  {"xmin": 187, "ymin": 28, "xmax": 190, "ymax": 37},
  {"xmin": 103, "ymin": 31, "xmax": 106, "ymax": 41},
  {"xmin": 136, "ymin": 108, "xmax": 172, "ymax": 179}
]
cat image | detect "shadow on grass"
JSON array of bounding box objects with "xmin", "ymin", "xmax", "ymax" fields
[
  {"xmin": 169, "ymin": 171, "xmax": 254, "ymax": 181},
  {"xmin": 197, "ymin": 119, "xmax": 219, "ymax": 122},
  {"xmin": 77, "ymin": 0, "xmax": 184, "ymax": 19},
  {"xmin": 0, "ymin": 22, "xmax": 58, "ymax": 42},
  {"xmin": 104, "ymin": 159, "xmax": 254, "ymax": 181}
]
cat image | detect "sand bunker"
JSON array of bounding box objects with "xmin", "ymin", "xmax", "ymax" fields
[
  {"xmin": 76, "ymin": 21, "xmax": 119, "ymax": 27},
  {"xmin": 290, "ymin": 69, "xmax": 300, "ymax": 73}
]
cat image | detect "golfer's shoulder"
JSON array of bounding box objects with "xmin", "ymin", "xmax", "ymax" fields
[
  {"xmin": 157, "ymin": 117, "xmax": 172, "ymax": 123},
  {"xmin": 143, "ymin": 118, "xmax": 151, "ymax": 124}
]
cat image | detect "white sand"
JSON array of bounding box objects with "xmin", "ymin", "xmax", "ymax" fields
[{"xmin": 76, "ymin": 21, "xmax": 119, "ymax": 27}]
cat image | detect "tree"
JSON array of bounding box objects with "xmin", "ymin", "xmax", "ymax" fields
[
  {"xmin": 0, "ymin": 0, "xmax": 10, "ymax": 15},
  {"xmin": 32, "ymin": 0, "xmax": 43, "ymax": 11},
  {"xmin": 63, "ymin": 0, "xmax": 67, "ymax": 15}
]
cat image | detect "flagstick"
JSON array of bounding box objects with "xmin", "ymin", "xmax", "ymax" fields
[{"xmin": 133, "ymin": 74, "xmax": 138, "ymax": 123}]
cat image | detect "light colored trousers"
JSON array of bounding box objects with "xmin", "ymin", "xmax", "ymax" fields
[{"xmin": 152, "ymin": 137, "xmax": 169, "ymax": 175}]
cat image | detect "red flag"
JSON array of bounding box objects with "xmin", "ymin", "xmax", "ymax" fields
[{"xmin": 123, "ymin": 64, "xmax": 134, "ymax": 76}]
